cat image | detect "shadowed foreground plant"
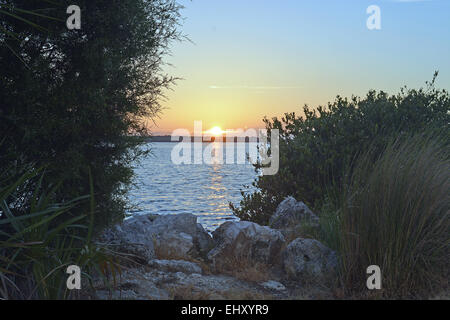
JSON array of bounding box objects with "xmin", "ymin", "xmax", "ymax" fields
[
  {"xmin": 339, "ymin": 132, "xmax": 449, "ymax": 298},
  {"xmin": 0, "ymin": 169, "xmax": 121, "ymax": 300}
]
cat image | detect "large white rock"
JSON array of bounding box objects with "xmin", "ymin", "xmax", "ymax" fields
[
  {"xmin": 207, "ymin": 221, "xmax": 285, "ymax": 268},
  {"xmin": 98, "ymin": 214, "xmax": 214, "ymax": 262},
  {"xmin": 98, "ymin": 214, "xmax": 157, "ymax": 262},
  {"xmin": 282, "ymin": 238, "xmax": 338, "ymax": 281}
]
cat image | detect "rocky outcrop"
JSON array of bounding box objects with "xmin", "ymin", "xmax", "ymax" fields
[
  {"xmin": 282, "ymin": 238, "xmax": 338, "ymax": 282},
  {"xmin": 207, "ymin": 221, "xmax": 285, "ymax": 269},
  {"xmin": 98, "ymin": 213, "xmax": 214, "ymax": 262},
  {"xmin": 91, "ymin": 212, "xmax": 339, "ymax": 300}
]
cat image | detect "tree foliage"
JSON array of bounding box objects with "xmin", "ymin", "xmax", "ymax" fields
[{"xmin": 0, "ymin": 0, "xmax": 183, "ymax": 231}]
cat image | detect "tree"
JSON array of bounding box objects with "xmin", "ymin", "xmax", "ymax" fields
[{"xmin": 0, "ymin": 0, "xmax": 183, "ymax": 231}]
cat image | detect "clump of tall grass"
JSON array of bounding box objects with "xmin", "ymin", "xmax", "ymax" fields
[
  {"xmin": 338, "ymin": 131, "xmax": 449, "ymax": 298},
  {"xmin": 0, "ymin": 169, "xmax": 120, "ymax": 300}
]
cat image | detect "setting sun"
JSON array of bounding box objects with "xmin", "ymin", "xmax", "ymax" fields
[{"xmin": 207, "ymin": 126, "xmax": 224, "ymax": 136}]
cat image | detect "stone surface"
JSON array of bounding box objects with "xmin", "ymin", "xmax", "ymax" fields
[
  {"xmin": 93, "ymin": 268, "xmax": 171, "ymax": 300},
  {"xmin": 282, "ymin": 238, "xmax": 338, "ymax": 281},
  {"xmin": 154, "ymin": 231, "xmax": 194, "ymax": 259},
  {"xmin": 208, "ymin": 221, "xmax": 285, "ymax": 268},
  {"xmin": 195, "ymin": 223, "xmax": 215, "ymax": 256},
  {"xmin": 260, "ymin": 280, "xmax": 287, "ymax": 292},
  {"xmin": 150, "ymin": 214, "xmax": 215, "ymax": 258},
  {"xmin": 148, "ymin": 259, "xmax": 202, "ymax": 275},
  {"xmin": 270, "ymin": 197, "xmax": 319, "ymax": 231},
  {"xmin": 95, "ymin": 290, "xmax": 141, "ymax": 300},
  {"xmin": 98, "ymin": 215, "xmax": 156, "ymax": 262},
  {"xmin": 90, "ymin": 265, "xmax": 285, "ymax": 300}
]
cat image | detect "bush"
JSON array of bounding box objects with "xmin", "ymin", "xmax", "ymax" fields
[
  {"xmin": 338, "ymin": 132, "xmax": 449, "ymax": 298},
  {"xmin": 231, "ymin": 75, "xmax": 450, "ymax": 224}
]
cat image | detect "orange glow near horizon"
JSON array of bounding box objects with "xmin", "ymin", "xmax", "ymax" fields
[
  {"xmin": 206, "ymin": 126, "xmax": 225, "ymax": 136},
  {"xmin": 146, "ymin": 1, "xmax": 450, "ymax": 135}
]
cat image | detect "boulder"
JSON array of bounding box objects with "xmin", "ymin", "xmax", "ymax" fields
[
  {"xmin": 154, "ymin": 231, "xmax": 195, "ymax": 259},
  {"xmin": 98, "ymin": 213, "xmax": 214, "ymax": 262},
  {"xmin": 282, "ymin": 238, "xmax": 338, "ymax": 281},
  {"xmin": 269, "ymin": 197, "xmax": 319, "ymax": 237},
  {"xmin": 150, "ymin": 214, "xmax": 214, "ymax": 258},
  {"xmin": 98, "ymin": 214, "xmax": 156, "ymax": 262},
  {"xmin": 207, "ymin": 221, "xmax": 285, "ymax": 268}
]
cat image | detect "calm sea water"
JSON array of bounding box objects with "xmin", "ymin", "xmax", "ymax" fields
[{"xmin": 128, "ymin": 142, "xmax": 259, "ymax": 231}]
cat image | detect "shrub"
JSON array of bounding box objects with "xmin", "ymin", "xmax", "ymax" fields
[
  {"xmin": 338, "ymin": 132, "xmax": 449, "ymax": 298},
  {"xmin": 231, "ymin": 75, "xmax": 450, "ymax": 224}
]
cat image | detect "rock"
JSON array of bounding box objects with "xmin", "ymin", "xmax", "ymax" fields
[
  {"xmin": 195, "ymin": 223, "xmax": 215, "ymax": 256},
  {"xmin": 148, "ymin": 259, "xmax": 202, "ymax": 275},
  {"xmin": 260, "ymin": 280, "xmax": 287, "ymax": 292},
  {"xmin": 98, "ymin": 215, "xmax": 156, "ymax": 262},
  {"xmin": 282, "ymin": 238, "xmax": 338, "ymax": 281},
  {"xmin": 269, "ymin": 197, "xmax": 319, "ymax": 236},
  {"xmin": 208, "ymin": 221, "xmax": 285, "ymax": 268},
  {"xmin": 154, "ymin": 231, "xmax": 195, "ymax": 259},
  {"xmin": 149, "ymin": 214, "xmax": 214, "ymax": 258},
  {"xmin": 98, "ymin": 213, "xmax": 214, "ymax": 262}
]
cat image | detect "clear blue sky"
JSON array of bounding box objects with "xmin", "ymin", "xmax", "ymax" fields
[{"xmin": 157, "ymin": 0, "xmax": 450, "ymax": 132}]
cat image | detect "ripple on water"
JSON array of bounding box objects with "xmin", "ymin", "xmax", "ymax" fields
[{"xmin": 129, "ymin": 142, "xmax": 258, "ymax": 231}]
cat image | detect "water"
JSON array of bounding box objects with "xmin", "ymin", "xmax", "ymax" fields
[{"xmin": 129, "ymin": 142, "xmax": 259, "ymax": 231}]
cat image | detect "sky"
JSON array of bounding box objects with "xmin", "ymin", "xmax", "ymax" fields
[{"xmin": 152, "ymin": 0, "xmax": 450, "ymax": 134}]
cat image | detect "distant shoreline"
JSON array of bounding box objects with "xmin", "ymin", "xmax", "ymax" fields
[{"xmin": 147, "ymin": 135, "xmax": 260, "ymax": 143}]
